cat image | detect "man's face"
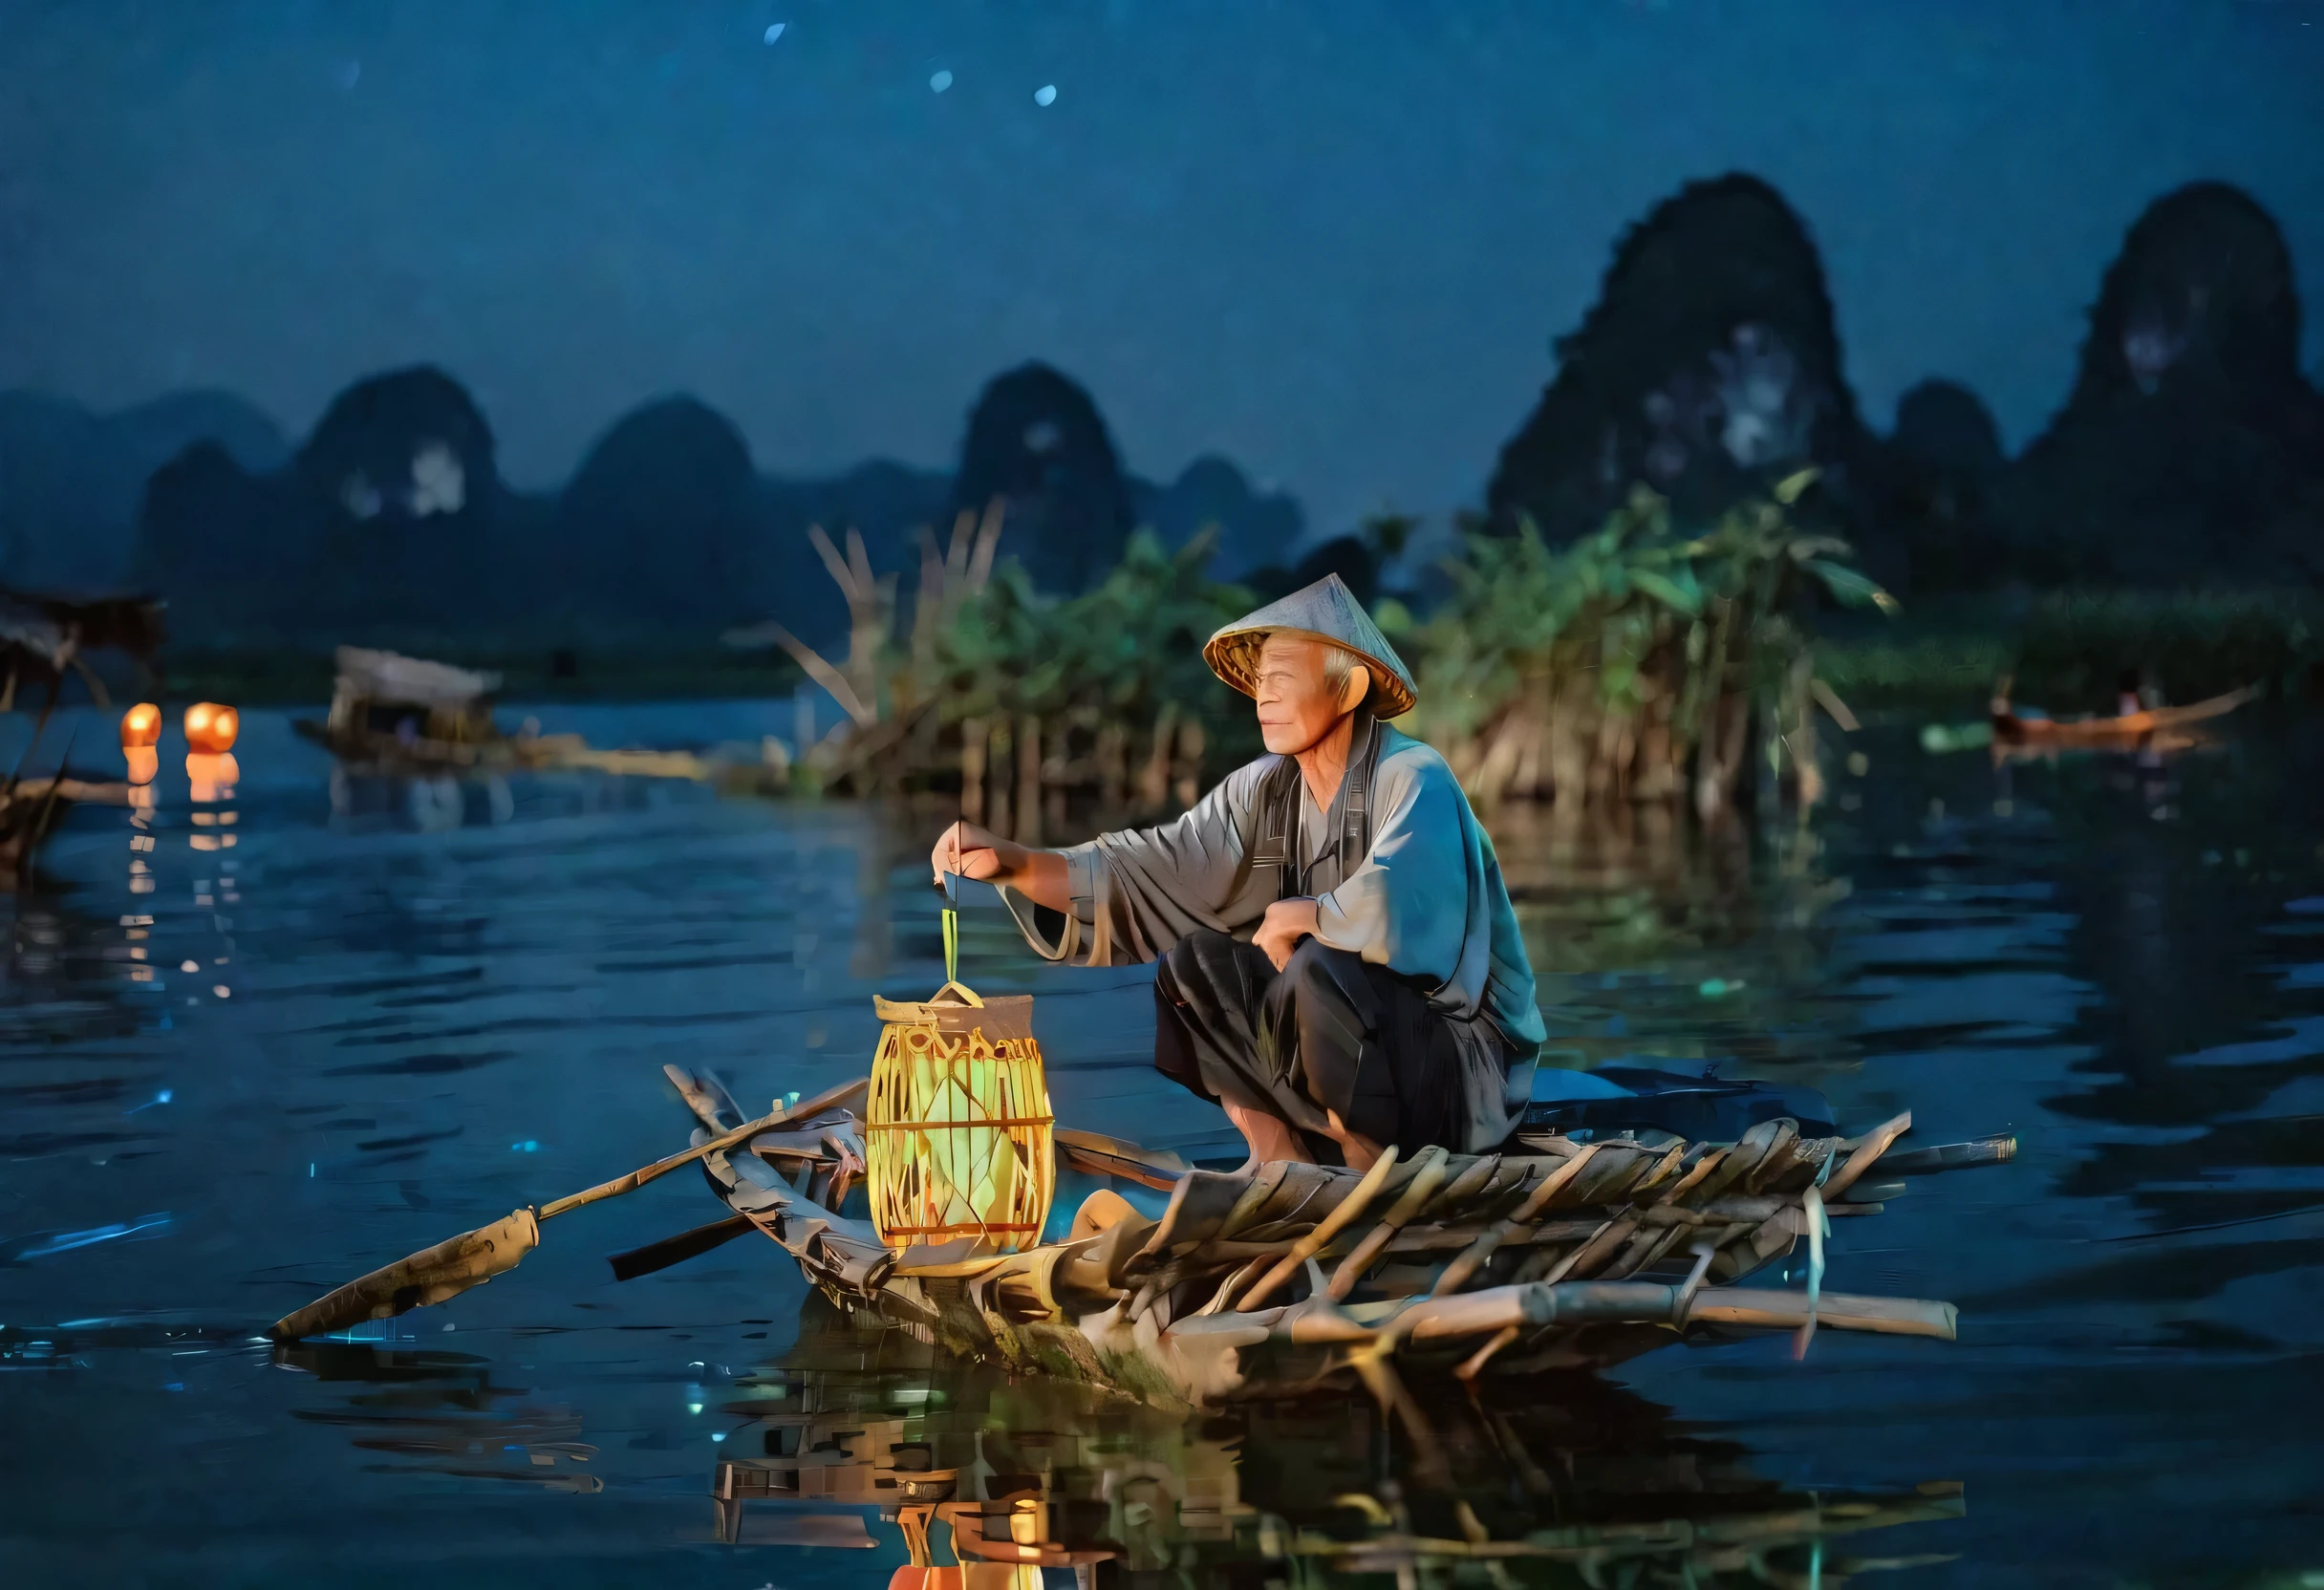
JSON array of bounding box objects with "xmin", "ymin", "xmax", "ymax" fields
[{"xmin": 1253, "ymin": 634, "xmax": 1364, "ymax": 755}]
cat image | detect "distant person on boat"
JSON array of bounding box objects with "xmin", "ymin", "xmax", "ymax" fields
[{"xmin": 930, "ymin": 574, "xmax": 1543, "ymax": 1171}]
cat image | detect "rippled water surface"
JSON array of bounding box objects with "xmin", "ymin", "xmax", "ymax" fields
[{"xmin": 2, "ymin": 702, "xmax": 2320, "ymax": 1586}]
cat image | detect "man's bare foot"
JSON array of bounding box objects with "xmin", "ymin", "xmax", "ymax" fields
[
  {"xmin": 1224, "ymin": 1100, "xmax": 1311, "ymax": 1172},
  {"xmin": 1324, "ymin": 1109, "xmax": 1388, "ymax": 1171}
]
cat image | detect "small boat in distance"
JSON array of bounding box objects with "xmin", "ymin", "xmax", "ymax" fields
[
  {"xmin": 1990, "ymin": 681, "xmax": 2256, "ymax": 751},
  {"xmin": 294, "ymin": 646, "xmax": 710, "ymax": 780}
]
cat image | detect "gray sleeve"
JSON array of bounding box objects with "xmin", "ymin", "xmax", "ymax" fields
[
  {"xmin": 1310, "ymin": 754, "xmax": 1471, "ymax": 980},
  {"xmin": 1001, "ymin": 759, "xmax": 1274, "ymax": 967}
]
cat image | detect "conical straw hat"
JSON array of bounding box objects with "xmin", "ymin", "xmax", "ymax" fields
[{"xmin": 1203, "ymin": 573, "xmax": 1418, "ymax": 719}]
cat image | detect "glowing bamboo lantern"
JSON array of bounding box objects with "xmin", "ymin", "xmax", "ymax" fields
[
  {"xmin": 865, "ymin": 980, "xmax": 1054, "ymax": 1251},
  {"xmin": 183, "ymin": 702, "xmax": 239, "ymax": 754},
  {"xmin": 119, "ymin": 702, "xmax": 162, "ymax": 749}
]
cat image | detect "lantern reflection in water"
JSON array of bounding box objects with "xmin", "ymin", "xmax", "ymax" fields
[{"xmin": 186, "ymin": 751, "xmax": 239, "ymax": 1000}]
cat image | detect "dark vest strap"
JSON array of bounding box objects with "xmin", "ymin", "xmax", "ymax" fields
[{"xmin": 1238, "ymin": 708, "xmax": 1382, "ymax": 903}]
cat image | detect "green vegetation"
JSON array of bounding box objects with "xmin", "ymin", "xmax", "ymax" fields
[
  {"xmin": 750, "ymin": 514, "xmax": 1255, "ymax": 833},
  {"xmin": 144, "ymin": 499, "xmax": 2317, "ymax": 822},
  {"xmin": 1818, "ymin": 590, "xmax": 2324, "ymax": 711},
  {"xmin": 1405, "ymin": 472, "xmax": 1891, "ymax": 811}
]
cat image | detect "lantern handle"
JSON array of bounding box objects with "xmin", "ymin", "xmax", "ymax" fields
[
  {"xmin": 929, "ymin": 979, "xmax": 985, "ymax": 1007},
  {"xmin": 940, "ymin": 838, "xmax": 961, "ymax": 984}
]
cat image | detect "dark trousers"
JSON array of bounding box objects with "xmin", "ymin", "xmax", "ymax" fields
[{"xmin": 1151, "ymin": 929, "xmax": 1461, "ymax": 1160}]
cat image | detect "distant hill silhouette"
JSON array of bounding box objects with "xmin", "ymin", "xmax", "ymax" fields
[
  {"xmin": 951, "ymin": 362, "xmax": 1135, "ymax": 593},
  {"xmin": 1487, "ymin": 173, "xmax": 1877, "ymax": 544},
  {"xmin": 1862, "ymin": 377, "xmax": 2012, "ymax": 594},
  {"xmin": 555, "ymin": 396, "xmax": 761, "ymax": 631},
  {"xmin": 140, "ymin": 365, "xmax": 518, "ymax": 642},
  {"xmin": 0, "ymin": 390, "xmax": 286, "ymax": 591},
  {"xmin": 115, "ymin": 362, "xmax": 1294, "ymax": 649},
  {"xmin": 1996, "ymin": 182, "xmax": 2324, "ymax": 584},
  {"xmin": 1131, "ymin": 454, "xmax": 1303, "ymax": 580}
]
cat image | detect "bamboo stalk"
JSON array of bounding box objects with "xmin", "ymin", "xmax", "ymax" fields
[
  {"xmin": 1823, "ymin": 1112, "xmax": 1913, "ymax": 1200},
  {"xmin": 959, "ymin": 720, "xmax": 987, "ymax": 826},
  {"xmin": 1327, "ymin": 1146, "xmax": 1452, "ymax": 1300},
  {"xmin": 1137, "ymin": 703, "xmax": 1177, "ymax": 812},
  {"xmin": 987, "ymin": 719, "xmax": 1013, "ymax": 838},
  {"xmin": 1238, "ymin": 1147, "xmax": 1402, "ymax": 1311},
  {"xmin": 1016, "ymin": 715, "xmax": 1043, "ymax": 847},
  {"xmin": 1430, "ymin": 1143, "xmax": 1603, "ymax": 1297},
  {"xmin": 1173, "ymin": 718, "xmax": 1204, "ymax": 811}
]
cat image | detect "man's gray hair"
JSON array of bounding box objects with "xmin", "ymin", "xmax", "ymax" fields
[{"xmin": 1320, "ymin": 643, "xmax": 1367, "ymax": 699}]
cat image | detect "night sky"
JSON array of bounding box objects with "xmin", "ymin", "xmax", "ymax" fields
[{"xmin": 4, "ymin": 0, "xmax": 2320, "ymax": 534}]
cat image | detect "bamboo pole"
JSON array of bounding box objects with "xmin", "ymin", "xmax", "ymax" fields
[
  {"xmin": 1016, "ymin": 715, "xmax": 1043, "ymax": 846},
  {"xmin": 1173, "ymin": 718, "xmax": 1204, "ymax": 811},
  {"xmin": 987, "ymin": 719, "xmax": 1014, "ymax": 839},
  {"xmin": 1326, "ymin": 1146, "xmax": 1451, "ymax": 1300},
  {"xmin": 1238, "ymin": 1147, "xmax": 1402, "ymax": 1311},
  {"xmin": 1430, "ymin": 1143, "xmax": 1603, "ymax": 1297},
  {"xmin": 1136, "ymin": 704, "xmax": 1177, "ymax": 812},
  {"xmin": 959, "ymin": 719, "xmax": 988, "ymax": 826}
]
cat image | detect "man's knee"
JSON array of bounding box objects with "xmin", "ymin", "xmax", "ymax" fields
[
  {"xmin": 1273, "ymin": 937, "xmax": 1374, "ymax": 1036},
  {"xmin": 1160, "ymin": 928, "xmax": 1238, "ymax": 1000},
  {"xmin": 1283, "ymin": 935, "xmax": 1361, "ymax": 996}
]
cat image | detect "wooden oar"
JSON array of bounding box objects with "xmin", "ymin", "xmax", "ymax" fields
[
  {"xmin": 269, "ymin": 1075, "xmax": 870, "ymax": 1341},
  {"xmin": 608, "ymin": 1214, "xmax": 756, "ymax": 1282}
]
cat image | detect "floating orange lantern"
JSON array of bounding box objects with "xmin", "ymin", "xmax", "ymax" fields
[
  {"xmin": 124, "ymin": 746, "xmax": 159, "ymax": 787},
  {"xmin": 183, "ymin": 702, "xmax": 239, "ymax": 754},
  {"xmin": 120, "ymin": 701, "xmax": 162, "ymax": 750}
]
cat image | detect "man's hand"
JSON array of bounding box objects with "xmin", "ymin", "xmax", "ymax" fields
[
  {"xmin": 931, "ymin": 820, "xmax": 1016, "ymax": 887},
  {"xmin": 1254, "ymin": 897, "xmax": 1322, "ymax": 972},
  {"xmin": 929, "ymin": 820, "xmax": 1073, "ymax": 913}
]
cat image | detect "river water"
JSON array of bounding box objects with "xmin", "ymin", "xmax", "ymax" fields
[{"xmin": 0, "ymin": 702, "xmax": 2318, "ymax": 1586}]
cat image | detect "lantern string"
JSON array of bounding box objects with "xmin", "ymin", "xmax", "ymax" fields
[{"xmin": 942, "ymin": 864, "xmax": 960, "ymax": 985}]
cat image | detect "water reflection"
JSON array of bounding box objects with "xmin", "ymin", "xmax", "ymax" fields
[
  {"xmin": 280, "ymin": 1341, "xmax": 604, "ymax": 1493},
  {"xmin": 697, "ymin": 1300, "xmax": 1964, "ymax": 1583},
  {"xmin": 0, "ymin": 707, "xmax": 2319, "ymax": 1584},
  {"xmin": 1496, "ymin": 803, "xmax": 1846, "ymax": 979}
]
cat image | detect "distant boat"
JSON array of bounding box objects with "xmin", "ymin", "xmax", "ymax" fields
[
  {"xmin": 1990, "ymin": 683, "xmax": 2256, "ymax": 749},
  {"xmin": 293, "ymin": 645, "xmax": 708, "ymax": 780}
]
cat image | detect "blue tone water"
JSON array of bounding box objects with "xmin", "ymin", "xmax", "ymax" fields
[{"xmin": 0, "ymin": 702, "xmax": 2318, "ymax": 1585}]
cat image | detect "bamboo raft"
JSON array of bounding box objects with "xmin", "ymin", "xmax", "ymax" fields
[{"xmin": 664, "ymin": 1064, "xmax": 2012, "ymax": 1407}]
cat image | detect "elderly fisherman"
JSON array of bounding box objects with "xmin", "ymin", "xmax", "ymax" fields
[{"xmin": 930, "ymin": 574, "xmax": 1542, "ymax": 1171}]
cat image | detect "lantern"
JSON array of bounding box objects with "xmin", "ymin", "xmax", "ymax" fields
[
  {"xmin": 124, "ymin": 747, "xmax": 159, "ymax": 787},
  {"xmin": 865, "ymin": 981, "xmax": 1054, "ymax": 1251},
  {"xmin": 183, "ymin": 702, "xmax": 239, "ymax": 754},
  {"xmin": 120, "ymin": 702, "xmax": 162, "ymax": 750}
]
